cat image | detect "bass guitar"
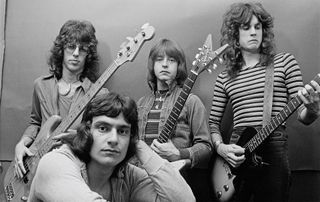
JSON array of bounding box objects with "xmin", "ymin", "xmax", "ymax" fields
[
  {"xmin": 3, "ymin": 23, "xmax": 155, "ymax": 202},
  {"xmin": 211, "ymin": 74, "xmax": 320, "ymax": 202},
  {"xmin": 158, "ymin": 35, "xmax": 229, "ymax": 170}
]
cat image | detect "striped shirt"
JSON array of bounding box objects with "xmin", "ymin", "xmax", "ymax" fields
[
  {"xmin": 209, "ymin": 52, "xmax": 304, "ymax": 135},
  {"xmin": 145, "ymin": 90, "xmax": 168, "ymax": 145}
]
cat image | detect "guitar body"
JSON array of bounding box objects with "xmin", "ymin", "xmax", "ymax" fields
[
  {"xmin": 3, "ymin": 115, "xmax": 62, "ymax": 202},
  {"xmin": 3, "ymin": 24, "xmax": 155, "ymax": 202},
  {"xmin": 211, "ymin": 74, "xmax": 320, "ymax": 202},
  {"xmin": 211, "ymin": 127, "xmax": 258, "ymax": 202}
]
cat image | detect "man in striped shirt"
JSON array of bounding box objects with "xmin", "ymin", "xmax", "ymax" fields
[{"xmin": 209, "ymin": 2, "xmax": 320, "ymax": 202}]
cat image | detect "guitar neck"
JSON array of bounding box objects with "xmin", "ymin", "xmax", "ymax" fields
[
  {"xmin": 245, "ymin": 74, "xmax": 320, "ymax": 152},
  {"xmin": 157, "ymin": 70, "xmax": 198, "ymax": 143},
  {"xmin": 38, "ymin": 61, "xmax": 120, "ymax": 157},
  {"xmin": 245, "ymin": 95, "xmax": 302, "ymax": 152}
]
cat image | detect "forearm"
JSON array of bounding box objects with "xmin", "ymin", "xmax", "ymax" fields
[
  {"xmin": 135, "ymin": 140, "xmax": 195, "ymax": 202},
  {"xmin": 21, "ymin": 125, "xmax": 40, "ymax": 144}
]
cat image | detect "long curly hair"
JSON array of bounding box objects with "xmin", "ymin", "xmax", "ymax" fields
[
  {"xmin": 147, "ymin": 38, "xmax": 187, "ymax": 91},
  {"xmin": 220, "ymin": 2, "xmax": 276, "ymax": 78},
  {"xmin": 48, "ymin": 20, "xmax": 99, "ymax": 82}
]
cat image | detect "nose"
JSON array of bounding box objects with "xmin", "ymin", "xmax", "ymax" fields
[
  {"xmin": 107, "ymin": 128, "xmax": 118, "ymax": 146},
  {"xmin": 72, "ymin": 45, "xmax": 80, "ymax": 57},
  {"xmin": 249, "ymin": 27, "xmax": 257, "ymax": 36},
  {"xmin": 161, "ymin": 58, "xmax": 169, "ymax": 67}
]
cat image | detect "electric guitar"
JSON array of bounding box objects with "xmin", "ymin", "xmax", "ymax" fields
[
  {"xmin": 211, "ymin": 74, "xmax": 320, "ymax": 202},
  {"xmin": 158, "ymin": 35, "xmax": 229, "ymax": 170},
  {"xmin": 3, "ymin": 23, "xmax": 155, "ymax": 202}
]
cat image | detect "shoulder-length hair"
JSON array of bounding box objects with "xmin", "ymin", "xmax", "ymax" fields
[
  {"xmin": 48, "ymin": 19, "xmax": 99, "ymax": 82},
  {"xmin": 221, "ymin": 2, "xmax": 276, "ymax": 78},
  {"xmin": 65, "ymin": 92, "xmax": 138, "ymax": 175},
  {"xmin": 147, "ymin": 38, "xmax": 187, "ymax": 91}
]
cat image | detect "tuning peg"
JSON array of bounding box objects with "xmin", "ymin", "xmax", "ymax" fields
[
  {"xmin": 126, "ymin": 37, "xmax": 134, "ymax": 41},
  {"xmin": 218, "ymin": 57, "xmax": 224, "ymax": 64},
  {"xmin": 213, "ymin": 63, "xmax": 218, "ymax": 69},
  {"xmin": 192, "ymin": 60, "xmax": 197, "ymax": 66},
  {"xmin": 141, "ymin": 23, "xmax": 150, "ymax": 29},
  {"xmin": 207, "ymin": 68, "xmax": 212, "ymax": 74},
  {"xmin": 195, "ymin": 53, "xmax": 200, "ymax": 59}
]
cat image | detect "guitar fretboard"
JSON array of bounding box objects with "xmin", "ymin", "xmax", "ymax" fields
[
  {"xmin": 35, "ymin": 60, "xmax": 120, "ymax": 160},
  {"xmin": 245, "ymin": 74, "xmax": 320, "ymax": 153},
  {"xmin": 157, "ymin": 70, "xmax": 198, "ymax": 143}
]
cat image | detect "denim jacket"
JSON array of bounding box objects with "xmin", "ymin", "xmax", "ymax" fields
[
  {"xmin": 22, "ymin": 74, "xmax": 108, "ymax": 141},
  {"xmin": 137, "ymin": 83, "xmax": 212, "ymax": 168}
]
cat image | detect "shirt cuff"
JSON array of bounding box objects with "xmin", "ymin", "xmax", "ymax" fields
[{"xmin": 179, "ymin": 148, "xmax": 190, "ymax": 159}]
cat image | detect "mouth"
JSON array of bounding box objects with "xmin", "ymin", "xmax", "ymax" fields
[
  {"xmin": 101, "ymin": 149, "xmax": 120, "ymax": 155},
  {"xmin": 69, "ymin": 60, "xmax": 80, "ymax": 64},
  {"xmin": 160, "ymin": 71, "xmax": 170, "ymax": 74},
  {"xmin": 248, "ymin": 39, "xmax": 258, "ymax": 43}
]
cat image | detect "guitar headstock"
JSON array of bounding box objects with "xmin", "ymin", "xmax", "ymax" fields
[
  {"xmin": 191, "ymin": 34, "xmax": 229, "ymax": 75},
  {"xmin": 116, "ymin": 23, "xmax": 155, "ymax": 65}
]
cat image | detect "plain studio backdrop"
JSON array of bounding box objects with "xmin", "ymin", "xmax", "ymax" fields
[{"xmin": 0, "ymin": 0, "xmax": 319, "ymax": 201}]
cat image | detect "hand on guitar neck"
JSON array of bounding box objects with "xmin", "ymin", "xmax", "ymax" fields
[{"xmin": 150, "ymin": 139, "xmax": 181, "ymax": 162}]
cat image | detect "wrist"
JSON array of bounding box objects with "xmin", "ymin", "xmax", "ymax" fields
[{"xmin": 213, "ymin": 140, "xmax": 222, "ymax": 152}]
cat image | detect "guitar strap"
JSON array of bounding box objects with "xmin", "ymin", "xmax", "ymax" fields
[{"xmin": 262, "ymin": 62, "xmax": 274, "ymax": 127}]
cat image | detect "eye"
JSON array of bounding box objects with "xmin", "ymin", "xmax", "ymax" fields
[
  {"xmin": 168, "ymin": 57, "xmax": 177, "ymax": 63},
  {"xmin": 98, "ymin": 125, "xmax": 111, "ymax": 133},
  {"xmin": 241, "ymin": 25, "xmax": 250, "ymax": 30},
  {"xmin": 155, "ymin": 56, "xmax": 164, "ymax": 62},
  {"xmin": 118, "ymin": 128, "xmax": 130, "ymax": 136},
  {"xmin": 66, "ymin": 43, "xmax": 77, "ymax": 50},
  {"xmin": 255, "ymin": 23, "xmax": 262, "ymax": 30},
  {"xmin": 79, "ymin": 45, "xmax": 89, "ymax": 53}
]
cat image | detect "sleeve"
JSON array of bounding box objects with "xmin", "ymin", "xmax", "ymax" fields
[
  {"xmin": 179, "ymin": 94, "xmax": 212, "ymax": 168},
  {"xmin": 28, "ymin": 149, "xmax": 106, "ymax": 202},
  {"xmin": 22, "ymin": 80, "xmax": 43, "ymax": 141},
  {"xmin": 283, "ymin": 53, "xmax": 304, "ymax": 99},
  {"xmin": 130, "ymin": 141, "xmax": 195, "ymax": 202},
  {"xmin": 209, "ymin": 72, "xmax": 229, "ymax": 143}
]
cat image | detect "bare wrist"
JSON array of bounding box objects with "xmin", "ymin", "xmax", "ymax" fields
[{"xmin": 213, "ymin": 140, "xmax": 222, "ymax": 152}]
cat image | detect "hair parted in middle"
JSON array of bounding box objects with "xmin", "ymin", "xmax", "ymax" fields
[
  {"xmin": 220, "ymin": 2, "xmax": 276, "ymax": 78},
  {"xmin": 48, "ymin": 19, "xmax": 99, "ymax": 82},
  {"xmin": 147, "ymin": 38, "xmax": 187, "ymax": 91}
]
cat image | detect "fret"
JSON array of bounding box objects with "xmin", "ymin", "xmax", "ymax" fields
[
  {"xmin": 157, "ymin": 69, "xmax": 199, "ymax": 142},
  {"xmin": 279, "ymin": 111, "xmax": 285, "ymax": 121},
  {"xmin": 162, "ymin": 125, "xmax": 172, "ymax": 134},
  {"xmin": 283, "ymin": 107, "xmax": 289, "ymax": 117},
  {"xmin": 172, "ymin": 108, "xmax": 180, "ymax": 117},
  {"xmin": 180, "ymin": 91, "xmax": 189, "ymax": 100},
  {"xmin": 276, "ymin": 114, "xmax": 282, "ymax": 124},
  {"xmin": 247, "ymin": 95, "xmax": 304, "ymax": 153}
]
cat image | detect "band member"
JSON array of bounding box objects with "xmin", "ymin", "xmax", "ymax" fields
[
  {"xmin": 209, "ymin": 2, "xmax": 320, "ymax": 202},
  {"xmin": 137, "ymin": 38, "xmax": 213, "ymax": 201},
  {"xmin": 14, "ymin": 19, "xmax": 108, "ymax": 178},
  {"xmin": 28, "ymin": 92, "xmax": 195, "ymax": 201}
]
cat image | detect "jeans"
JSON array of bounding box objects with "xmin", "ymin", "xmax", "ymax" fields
[{"xmin": 230, "ymin": 126, "xmax": 291, "ymax": 202}]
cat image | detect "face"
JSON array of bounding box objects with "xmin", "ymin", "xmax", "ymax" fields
[
  {"xmin": 62, "ymin": 42, "xmax": 88, "ymax": 76},
  {"xmin": 238, "ymin": 15, "xmax": 263, "ymax": 53},
  {"xmin": 154, "ymin": 54, "xmax": 178, "ymax": 88},
  {"xmin": 89, "ymin": 113, "xmax": 131, "ymax": 168}
]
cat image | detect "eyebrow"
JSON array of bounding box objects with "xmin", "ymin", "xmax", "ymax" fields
[{"xmin": 93, "ymin": 121, "xmax": 131, "ymax": 128}]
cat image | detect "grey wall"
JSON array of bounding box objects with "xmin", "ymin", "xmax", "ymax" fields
[{"xmin": 0, "ymin": 0, "xmax": 319, "ymax": 172}]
